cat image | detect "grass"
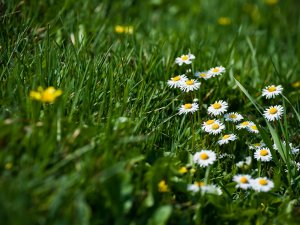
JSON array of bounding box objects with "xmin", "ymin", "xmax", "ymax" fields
[{"xmin": 1, "ymin": 0, "xmax": 300, "ymax": 224}]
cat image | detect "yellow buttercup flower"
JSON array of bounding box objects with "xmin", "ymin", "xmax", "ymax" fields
[
  {"xmin": 115, "ymin": 25, "xmax": 133, "ymax": 34},
  {"xmin": 218, "ymin": 17, "xmax": 231, "ymax": 26},
  {"xmin": 178, "ymin": 166, "xmax": 188, "ymax": 174},
  {"xmin": 158, "ymin": 180, "xmax": 168, "ymax": 192},
  {"xmin": 30, "ymin": 86, "xmax": 62, "ymax": 103}
]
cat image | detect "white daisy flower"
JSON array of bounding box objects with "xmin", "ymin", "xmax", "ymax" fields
[
  {"xmin": 254, "ymin": 147, "xmax": 272, "ymax": 162},
  {"xmin": 195, "ymin": 71, "xmax": 212, "ymax": 80},
  {"xmin": 247, "ymin": 124, "xmax": 259, "ymax": 134},
  {"xmin": 224, "ymin": 112, "xmax": 244, "ymax": 123},
  {"xmin": 167, "ymin": 74, "xmax": 188, "ymax": 88},
  {"xmin": 262, "ymin": 85, "xmax": 283, "ymax": 99},
  {"xmin": 205, "ymin": 121, "xmax": 225, "ymax": 135},
  {"xmin": 249, "ymin": 142, "xmax": 266, "ymax": 150},
  {"xmin": 291, "ymin": 146, "xmax": 299, "ymax": 154},
  {"xmin": 187, "ymin": 181, "xmax": 204, "ymax": 192},
  {"xmin": 193, "ymin": 150, "xmax": 217, "ymax": 167},
  {"xmin": 207, "ymin": 66, "xmax": 226, "ymax": 77},
  {"xmin": 273, "ymin": 141, "xmax": 299, "ymax": 155},
  {"xmin": 178, "ymin": 103, "xmax": 199, "ymax": 115},
  {"xmin": 207, "ymin": 100, "xmax": 228, "ymax": 116},
  {"xmin": 217, "ymin": 134, "xmax": 237, "ymax": 145},
  {"xmin": 179, "ymin": 79, "xmax": 201, "ymax": 92},
  {"xmin": 236, "ymin": 121, "xmax": 254, "ymax": 129},
  {"xmin": 175, "ymin": 53, "xmax": 195, "ymax": 66},
  {"xmin": 233, "ymin": 174, "xmax": 253, "ymax": 190},
  {"xmin": 202, "ymin": 119, "xmax": 218, "ymax": 132},
  {"xmin": 236, "ymin": 156, "xmax": 252, "ymax": 168},
  {"xmin": 200, "ymin": 184, "xmax": 222, "ymax": 195},
  {"xmin": 263, "ymin": 105, "xmax": 284, "ymax": 121},
  {"xmin": 250, "ymin": 177, "xmax": 274, "ymax": 192}
]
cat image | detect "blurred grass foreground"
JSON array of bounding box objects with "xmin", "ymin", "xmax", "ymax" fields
[{"xmin": 1, "ymin": 0, "xmax": 300, "ymax": 225}]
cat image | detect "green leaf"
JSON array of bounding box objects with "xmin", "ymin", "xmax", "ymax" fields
[{"xmin": 147, "ymin": 205, "xmax": 172, "ymax": 225}]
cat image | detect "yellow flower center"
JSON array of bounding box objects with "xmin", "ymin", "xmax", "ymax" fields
[
  {"xmin": 186, "ymin": 80, "xmax": 194, "ymax": 85},
  {"xmin": 213, "ymin": 103, "xmax": 221, "ymax": 109},
  {"xmin": 200, "ymin": 153, "xmax": 209, "ymax": 160},
  {"xmin": 254, "ymin": 143, "xmax": 261, "ymax": 147},
  {"xmin": 251, "ymin": 125, "xmax": 258, "ymax": 130},
  {"xmin": 241, "ymin": 121, "xmax": 249, "ymax": 126},
  {"xmin": 195, "ymin": 181, "xmax": 205, "ymax": 187},
  {"xmin": 222, "ymin": 134, "xmax": 230, "ymax": 140},
  {"xmin": 184, "ymin": 104, "xmax": 192, "ymax": 109},
  {"xmin": 269, "ymin": 107, "xmax": 278, "ymax": 114},
  {"xmin": 200, "ymin": 73, "xmax": 207, "ymax": 77},
  {"xmin": 259, "ymin": 179, "xmax": 268, "ymax": 186},
  {"xmin": 211, "ymin": 123, "xmax": 220, "ymax": 130},
  {"xmin": 172, "ymin": 76, "xmax": 180, "ymax": 81},
  {"xmin": 267, "ymin": 86, "xmax": 277, "ymax": 92},
  {"xmin": 212, "ymin": 68, "xmax": 219, "ymax": 73},
  {"xmin": 229, "ymin": 114, "xmax": 237, "ymax": 118},
  {"xmin": 181, "ymin": 55, "xmax": 189, "ymax": 61},
  {"xmin": 260, "ymin": 149, "xmax": 269, "ymax": 156},
  {"xmin": 239, "ymin": 177, "xmax": 248, "ymax": 184},
  {"xmin": 205, "ymin": 120, "xmax": 215, "ymax": 125}
]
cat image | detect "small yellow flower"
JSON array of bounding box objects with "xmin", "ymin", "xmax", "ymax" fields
[
  {"xmin": 30, "ymin": 86, "xmax": 62, "ymax": 103},
  {"xmin": 292, "ymin": 81, "xmax": 300, "ymax": 88},
  {"xmin": 115, "ymin": 25, "xmax": 133, "ymax": 34},
  {"xmin": 158, "ymin": 180, "xmax": 168, "ymax": 192},
  {"xmin": 5, "ymin": 162, "xmax": 13, "ymax": 170},
  {"xmin": 218, "ymin": 17, "xmax": 231, "ymax": 26},
  {"xmin": 264, "ymin": 0, "xmax": 278, "ymax": 5},
  {"xmin": 190, "ymin": 168, "xmax": 196, "ymax": 174},
  {"xmin": 178, "ymin": 166, "xmax": 188, "ymax": 174}
]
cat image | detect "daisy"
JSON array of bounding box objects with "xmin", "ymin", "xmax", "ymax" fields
[
  {"xmin": 205, "ymin": 121, "xmax": 226, "ymax": 135},
  {"xmin": 179, "ymin": 79, "xmax": 201, "ymax": 92},
  {"xmin": 193, "ymin": 150, "xmax": 217, "ymax": 167},
  {"xmin": 236, "ymin": 121, "xmax": 254, "ymax": 129},
  {"xmin": 167, "ymin": 74, "xmax": 188, "ymax": 88},
  {"xmin": 249, "ymin": 142, "xmax": 266, "ymax": 150},
  {"xmin": 187, "ymin": 181, "xmax": 204, "ymax": 192},
  {"xmin": 202, "ymin": 119, "xmax": 218, "ymax": 132},
  {"xmin": 250, "ymin": 177, "xmax": 274, "ymax": 192},
  {"xmin": 233, "ymin": 174, "xmax": 253, "ymax": 190},
  {"xmin": 207, "ymin": 66, "xmax": 226, "ymax": 77},
  {"xmin": 224, "ymin": 112, "xmax": 244, "ymax": 123},
  {"xmin": 273, "ymin": 141, "xmax": 299, "ymax": 155},
  {"xmin": 254, "ymin": 147, "xmax": 272, "ymax": 162},
  {"xmin": 247, "ymin": 124, "xmax": 259, "ymax": 134},
  {"xmin": 236, "ymin": 156, "xmax": 252, "ymax": 168},
  {"xmin": 207, "ymin": 100, "xmax": 228, "ymax": 116},
  {"xmin": 178, "ymin": 103, "xmax": 199, "ymax": 115},
  {"xmin": 262, "ymin": 85, "xmax": 283, "ymax": 99},
  {"xmin": 175, "ymin": 53, "xmax": 195, "ymax": 66},
  {"xmin": 195, "ymin": 71, "xmax": 212, "ymax": 80},
  {"xmin": 217, "ymin": 134, "xmax": 237, "ymax": 145},
  {"xmin": 200, "ymin": 184, "xmax": 222, "ymax": 195},
  {"xmin": 263, "ymin": 105, "xmax": 284, "ymax": 121}
]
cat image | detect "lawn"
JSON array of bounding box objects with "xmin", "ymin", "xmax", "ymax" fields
[{"xmin": 0, "ymin": 0, "xmax": 300, "ymax": 224}]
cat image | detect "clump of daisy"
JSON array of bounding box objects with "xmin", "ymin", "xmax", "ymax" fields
[
  {"xmin": 254, "ymin": 147, "xmax": 272, "ymax": 162},
  {"xmin": 167, "ymin": 74, "xmax": 188, "ymax": 88},
  {"xmin": 262, "ymin": 85, "xmax": 283, "ymax": 99},
  {"xmin": 236, "ymin": 156, "xmax": 252, "ymax": 168},
  {"xmin": 207, "ymin": 66, "xmax": 226, "ymax": 77},
  {"xmin": 247, "ymin": 124, "xmax": 259, "ymax": 134},
  {"xmin": 178, "ymin": 103, "xmax": 199, "ymax": 115},
  {"xmin": 224, "ymin": 112, "xmax": 244, "ymax": 123},
  {"xmin": 175, "ymin": 53, "xmax": 195, "ymax": 66},
  {"xmin": 250, "ymin": 177, "xmax": 274, "ymax": 192},
  {"xmin": 208, "ymin": 100, "xmax": 228, "ymax": 116},
  {"xmin": 179, "ymin": 79, "xmax": 201, "ymax": 92},
  {"xmin": 202, "ymin": 120, "xmax": 225, "ymax": 135},
  {"xmin": 187, "ymin": 182, "xmax": 222, "ymax": 195},
  {"xmin": 236, "ymin": 121, "xmax": 254, "ymax": 130},
  {"xmin": 217, "ymin": 134, "xmax": 237, "ymax": 145},
  {"xmin": 263, "ymin": 105, "xmax": 284, "ymax": 121},
  {"xmin": 195, "ymin": 71, "xmax": 212, "ymax": 80},
  {"xmin": 233, "ymin": 174, "xmax": 252, "ymax": 190},
  {"xmin": 193, "ymin": 150, "xmax": 217, "ymax": 167}
]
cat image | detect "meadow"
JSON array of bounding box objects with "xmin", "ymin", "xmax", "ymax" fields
[{"xmin": 0, "ymin": 0, "xmax": 300, "ymax": 224}]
